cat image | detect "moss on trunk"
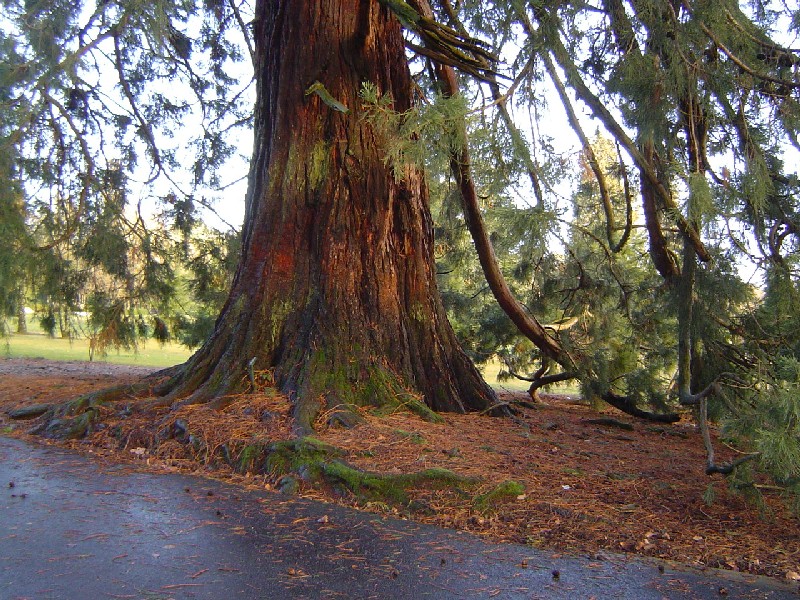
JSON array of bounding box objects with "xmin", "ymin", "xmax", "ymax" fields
[{"xmin": 147, "ymin": 0, "xmax": 497, "ymax": 428}]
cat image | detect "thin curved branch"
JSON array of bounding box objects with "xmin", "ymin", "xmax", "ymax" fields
[
  {"xmin": 612, "ymin": 142, "xmax": 634, "ymax": 253},
  {"xmin": 435, "ymin": 0, "xmax": 545, "ymax": 206},
  {"xmin": 543, "ymin": 51, "xmax": 616, "ymax": 248},
  {"xmin": 408, "ymin": 0, "xmax": 567, "ymax": 365},
  {"xmin": 684, "ymin": 4, "xmax": 800, "ymax": 90},
  {"xmin": 113, "ymin": 31, "xmax": 166, "ymax": 185},
  {"xmin": 541, "ymin": 19, "xmax": 712, "ymax": 263},
  {"xmin": 696, "ymin": 394, "xmax": 760, "ymax": 475},
  {"xmin": 228, "ymin": 0, "xmax": 255, "ymax": 65},
  {"xmin": 35, "ymin": 90, "xmax": 94, "ymax": 250}
]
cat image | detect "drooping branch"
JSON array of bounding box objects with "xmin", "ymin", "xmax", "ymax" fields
[
  {"xmin": 692, "ymin": 12, "xmax": 800, "ymax": 91},
  {"xmin": 696, "ymin": 395, "xmax": 760, "ymax": 475},
  {"xmin": 381, "ymin": 0, "xmax": 500, "ymax": 81},
  {"xmin": 600, "ymin": 390, "xmax": 679, "ymax": 423},
  {"xmin": 542, "ymin": 51, "xmax": 616, "ymax": 249},
  {"xmin": 112, "ymin": 32, "xmax": 167, "ymax": 185},
  {"xmin": 406, "ymin": 0, "xmax": 681, "ymax": 425},
  {"xmin": 540, "ymin": 16, "xmax": 712, "ymax": 264},
  {"xmin": 408, "ymin": 0, "xmax": 567, "ymax": 366},
  {"xmin": 613, "ymin": 143, "xmax": 634, "ymax": 253},
  {"xmin": 640, "ymin": 141, "xmax": 681, "ymax": 281},
  {"xmin": 500, "ymin": 355, "xmax": 579, "ymax": 402},
  {"xmin": 434, "ymin": 0, "xmax": 546, "ymax": 207},
  {"xmin": 35, "ymin": 90, "xmax": 94, "ymax": 249}
]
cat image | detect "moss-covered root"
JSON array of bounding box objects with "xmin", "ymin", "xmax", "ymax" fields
[
  {"xmin": 27, "ymin": 395, "xmax": 100, "ymax": 439},
  {"xmin": 473, "ymin": 480, "xmax": 526, "ymax": 515},
  {"xmin": 322, "ymin": 462, "xmax": 475, "ymax": 506},
  {"xmin": 25, "ymin": 383, "xmax": 148, "ymax": 439},
  {"xmin": 262, "ymin": 436, "xmax": 343, "ymax": 479},
  {"xmin": 293, "ymin": 358, "xmax": 445, "ymax": 433},
  {"xmin": 251, "ymin": 436, "xmax": 477, "ymax": 510}
]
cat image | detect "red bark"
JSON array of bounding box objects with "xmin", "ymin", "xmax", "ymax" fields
[{"xmin": 157, "ymin": 0, "xmax": 497, "ymax": 430}]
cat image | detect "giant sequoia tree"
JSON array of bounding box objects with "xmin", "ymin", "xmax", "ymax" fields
[
  {"xmin": 1, "ymin": 0, "xmax": 498, "ymax": 431},
  {"xmin": 156, "ymin": 0, "xmax": 498, "ymax": 428},
  {"xmin": 3, "ymin": 0, "xmax": 800, "ymax": 490}
]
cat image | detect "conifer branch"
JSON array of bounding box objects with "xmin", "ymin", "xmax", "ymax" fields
[
  {"xmin": 613, "ymin": 142, "xmax": 634, "ymax": 253},
  {"xmin": 384, "ymin": 0, "xmax": 501, "ymax": 82},
  {"xmin": 542, "ymin": 51, "xmax": 616, "ymax": 250},
  {"xmin": 228, "ymin": 0, "xmax": 255, "ymax": 65},
  {"xmin": 409, "ymin": 0, "xmax": 567, "ymax": 366},
  {"xmin": 35, "ymin": 90, "xmax": 93, "ymax": 250},
  {"xmin": 685, "ymin": 0, "xmax": 800, "ymax": 78},
  {"xmin": 112, "ymin": 31, "xmax": 166, "ymax": 185},
  {"xmin": 543, "ymin": 25, "xmax": 711, "ymax": 264},
  {"xmin": 696, "ymin": 394, "xmax": 760, "ymax": 476}
]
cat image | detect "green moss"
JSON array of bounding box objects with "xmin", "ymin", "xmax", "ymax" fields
[
  {"xmin": 562, "ymin": 467, "xmax": 585, "ymax": 477},
  {"xmin": 474, "ymin": 480, "xmax": 525, "ymax": 515},
  {"xmin": 266, "ymin": 299, "xmax": 294, "ymax": 347},
  {"xmin": 409, "ymin": 301, "xmax": 427, "ymax": 323},
  {"xmin": 323, "ymin": 461, "xmax": 410, "ymax": 503},
  {"xmin": 237, "ymin": 443, "xmax": 266, "ymax": 473},
  {"xmin": 256, "ymin": 434, "xmax": 477, "ymax": 509},
  {"xmin": 398, "ymin": 396, "xmax": 443, "ymax": 423},
  {"xmin": 323, "ymin": 462, "xmax": 476, "ymax": 506},
  {"xmin": 393, "ymin": 429, "xmax": 426, "ymax": 444},
  {"xmin": 204, "ymin": 368, "xmax": 224, "ymax": 395},
  {"xmin": 308, "ymin": 141, "xmax": 330, "ymax": 190},
  {"xmin": 41, "ymin": 405, "xmax": 100, "ymax": 439},
  {"xmin": 263, "ymin": 436, "xmax": 341, "ymax": 479},
  {"xmin": 303, "ymin": 349, "xmax": 443, "ymax": 423}
]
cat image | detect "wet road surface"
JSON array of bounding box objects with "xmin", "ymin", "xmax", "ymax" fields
[{"xmin": 1, "ymin": 436, "xmax": 796, "ymax": 599}]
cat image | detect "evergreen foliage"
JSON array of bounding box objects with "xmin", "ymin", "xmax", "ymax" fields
[
  {"xmin": 2, "ymin": 0, "xmax": 800, "ymax": 505},
  {"xmin": 0, "ymin": 0, "xmax": 250, "ymax": 351}
]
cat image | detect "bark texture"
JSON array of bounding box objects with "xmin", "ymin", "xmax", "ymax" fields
[{"xmin": 159, "ymin": 0, "xmax": 496, "ymax": 429}]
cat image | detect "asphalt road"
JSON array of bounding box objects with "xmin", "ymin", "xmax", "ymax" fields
[{"xmin": 0, "ymin": 435, "xmax": 796, "ymax": 599}]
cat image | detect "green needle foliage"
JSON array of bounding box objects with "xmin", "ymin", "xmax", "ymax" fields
[
  {"xmin": 0, "ymin": 0, "xmax": 250, "ymax": 351},
  {"xmin": 1, "ymin": 0, "xmax": 800, "ymax": 508}
]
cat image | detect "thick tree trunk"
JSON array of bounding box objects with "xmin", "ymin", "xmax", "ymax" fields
[{"xmin": 159, "ymin": 0, "xmax": 496, "ymax": 430}]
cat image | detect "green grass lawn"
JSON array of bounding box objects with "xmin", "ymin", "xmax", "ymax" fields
[
  {"xmin": 3, "ymin": 330, "xmax": 577, "ymax": 395},
  {"xmin": 2, "ymin": 333, "xmax": 192, "ymax": 368},
  {"xmin": 479, "ymin": 359, "xmax": 581, "ymax": 396},
  {"xmin": 478, "ymin": 360, "xmax": 530, "ymax": 392}
]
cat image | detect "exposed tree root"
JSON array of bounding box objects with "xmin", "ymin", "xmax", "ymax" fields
[
  {"xmin": 18, "ymin": 368, "xmax": 178, "ymax": 439},
  {"xmin": 153, "ymin": 420, "xmax": 484, "ymax": 512},
  {"xmin": 246, "ymin": 436, "xmax": 481, "ymax": 511},
  {"xmin": 16, "ymin": 375, "xmax": 491, "ymax": 513},
  {"xmin": 7, "ymin": 404, "xmax": 51, "ymax": 420},
  {"xmin": 506, "ymin": 364, "xmax": 680, "ymax": 423},
  {"xmin": 582, "ymin": 417, "xmax": 635, "ymax": 431}
]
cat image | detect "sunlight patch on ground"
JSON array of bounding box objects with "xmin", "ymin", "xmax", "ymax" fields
[{"xmin": 2, "ymin": 333, "xmax": 192, "ymax": 368}]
